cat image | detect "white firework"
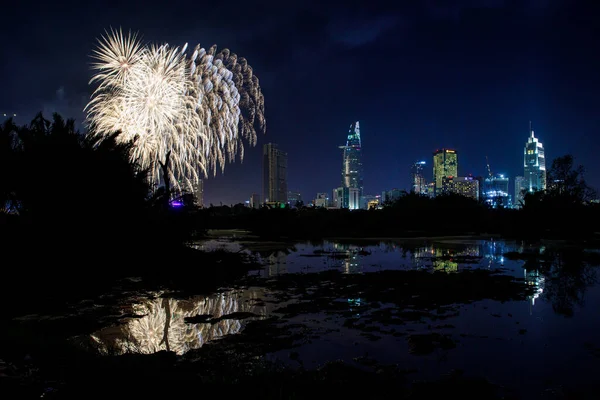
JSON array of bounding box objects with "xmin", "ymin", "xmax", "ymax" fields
[{"xmin": 85, "ymin": 28, "xmax": 265, "ymax": 191}]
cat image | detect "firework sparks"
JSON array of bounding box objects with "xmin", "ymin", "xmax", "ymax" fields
[{"xmin": 85, "ymin": 28, "xmax": 265, "ymax": 191}]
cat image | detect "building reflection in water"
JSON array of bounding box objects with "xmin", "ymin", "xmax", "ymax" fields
[
  {"xmin": 483, "ymin": 240, "xmax": 506, "ymax": 266},
  {"xmin": 344, "ymin": 253, "xmax": 361, "ymax": 274},
  {"xmin": 348, "ymin": 298, "xmax": 362, "ymax": 318},
  {"xmin": 433, "ymin": 259, "xmax": 458, "ymax": 273},
  {"xmin": 332, "ymin": 243, "xmax": 364, "ymax": 274},
  {"xmin": 411, "ymin": 245, "xmax": 480, "ymax": 272},
  {"xmin": 90, "ymin": 288, "xmax": 268, "ymax": 356},
  {"xmin": 524, "ymin": 269, "xmax": 545, "ymax": 308}
]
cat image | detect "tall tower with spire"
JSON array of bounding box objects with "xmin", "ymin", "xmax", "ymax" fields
[
  {"xmin": 338, "ymin": 121, "xmax": 363, "ymax": 209},
  {"xmin": 523, "ymin": 122, "xmax": 547, "ymax": 192}
]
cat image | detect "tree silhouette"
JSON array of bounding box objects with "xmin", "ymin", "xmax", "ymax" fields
[{"xmin": 546, "ymin": 155, "xmax": 596, "ymax": 204}]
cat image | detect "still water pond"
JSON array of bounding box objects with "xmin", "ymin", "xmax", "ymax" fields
[{"xmin": 90, "ymin": 237, "xmax": 600, "ymax": 398}]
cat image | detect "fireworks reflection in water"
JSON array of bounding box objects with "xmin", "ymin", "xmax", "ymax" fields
[{"xmin": 91, "ymin": 288, "xmax": 268, "ymax": 355}]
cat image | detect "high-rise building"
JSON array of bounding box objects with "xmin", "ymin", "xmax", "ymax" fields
[
  {"xmin": 524, "ymin": 123, "xmax": 546, "ymax": 192},
  {"xmin": 347, "ymin": 188, "xmax": 361, "ymax": 210},
  {"xmin": 411, "ymin": 161, "xmax": 427, "ymax": 194},
  {"xmin": 262, "ymin": 143, "xmax": 288, "ymax": 204},
  {"xmin": 433, "ymin": 149, "xmax": 458, "ymax": 195},
  {"xmin": 483, "ymin": 174, "xmax": 510, "ymax": 208},
  {"xmin": 194, "ymin": 179, "xmax": 204, "ymax": 207},
  {"xmin": 339, "ymin": 121, "xmax": 363, "ymax": 209},
  {"xmin": 514, "ymin": 176, "xmax": 526, "ymax": 207},
  {"xmin": 331, "ymin": 187, "xmax": 342, "ymax": 208},
  {"xmin": 442, "ymin": 176, "xmax": 479, "ymax": 200},
  {"xmin": 287, "ymin": 190, "xmax": 302, "ymax": 207}
]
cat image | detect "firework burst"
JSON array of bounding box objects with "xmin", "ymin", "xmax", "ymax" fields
[{"xmin": 85, "ymin": 28, "xmax": 265, "ymax": 191}]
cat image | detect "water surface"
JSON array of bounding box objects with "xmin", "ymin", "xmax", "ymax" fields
[{"xmin": 88, "ymin": 236, "xmax": 600, "ymax": 398}]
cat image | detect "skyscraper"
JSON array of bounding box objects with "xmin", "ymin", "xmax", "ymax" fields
[
  {"xmin": 339, "ymin": 121, "xmax": 363, "ymax": 209},
  {"xmin": 411, "ymin": 161, "xmax": 427, "ymax": 194},
  {"xmin": 433, "ymin": 149, "xmax": 458, "ymax": 195},
  {"xmin": 262, "ymin": 143, "xmax": 288, "ymax": 203},
  {"xmin": 524, "ymin": 123, "xmax": 546, "ymax": 192}
]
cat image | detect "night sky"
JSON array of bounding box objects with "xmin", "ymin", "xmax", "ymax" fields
[{"xmin": 2, "ymin": 0, "xmax": 599, "ymax": 205}]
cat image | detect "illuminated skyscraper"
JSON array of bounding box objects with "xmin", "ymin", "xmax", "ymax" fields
[
  {"xmin": 262, "ymin": 143, "xmax": 288, "ymax": 203},
  {"xmin": 339, "ymin": 121, "xmax": 363, "ymax": 209},
  {"xmin": 411, "ymin": 161, "xmax": 427, "ymax": 194},
  {"xmin": 524, "ymin": 123, "xmax": 546, "ymax": 192},
  {"xmin": 433, "ymin": 149, "xmax": 458, "ymax": 195}
]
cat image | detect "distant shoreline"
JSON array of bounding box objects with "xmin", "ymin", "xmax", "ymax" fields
[
  {"xmin": 325, "ymin": 235, "xmax": 502, "ymax": 242},
  {"xmin": 200, "ymin": 230, "xmax": 600, "ymax": 248}
]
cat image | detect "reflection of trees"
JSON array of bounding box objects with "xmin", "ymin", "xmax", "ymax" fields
[
  {"xmin": 526, "ymin": 249, "xmax": 598, "ymax": 317},
  {"xmin": 244, "ymin": 244, "xmax": 296, "ymax": 277},
  {"xmin": 90, "ymin": 289, "xmax": 267, "ymax": 355}
]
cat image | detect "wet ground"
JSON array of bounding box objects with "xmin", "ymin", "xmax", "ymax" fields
[{"xmin": 3, "ymin": 232, "xmax": 600, "ymax": 398}]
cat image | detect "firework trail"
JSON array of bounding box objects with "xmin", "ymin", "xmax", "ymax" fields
[{"xmin": 85, "ymin": 28, "xmax": 265, "ymax": 191}]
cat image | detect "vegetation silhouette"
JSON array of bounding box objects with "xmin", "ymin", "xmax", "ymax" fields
[
  {"xmin": 0, "ymin": 113, "xmax": 247, "ymax": 312},
  {"xmin": 196, "ymin": 165, "xmax": 599, "ymax": 241}
]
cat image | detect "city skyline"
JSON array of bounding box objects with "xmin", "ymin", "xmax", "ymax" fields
[{"xmin": 1, "ymin": 1, "xmax": 599, "ymax": 205}]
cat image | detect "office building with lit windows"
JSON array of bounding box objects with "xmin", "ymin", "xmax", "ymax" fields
[
  {"xmin": 442, "ymin": 176, "xmax": 479, "ymax": 200},
  {"xmin": 433, "ymin": 149, "xmax": 458, "ymax": 195},
  {"xmin": 339, "ymin": 121, "xmax": 363, "ymax": 209},
  {"xmin": 411, "ymin": 161, "xmax": 428, "ymax": 194},
  {"xmin": 524, "ymin": 124, "xmax": 546, "ymax": 192}
]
